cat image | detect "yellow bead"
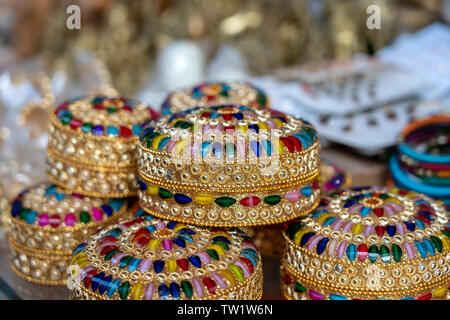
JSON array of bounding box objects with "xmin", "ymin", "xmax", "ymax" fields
[
  {"xmin": 433, "ymin": 286, "xmax": 447, "ymax": 298},
  {"xmin": 194, "ymin": 194, "xmax": 214, "ymax": 205},
  {"xmin": 220, "ymin": 269, "xmax": 236, "ymax": 286},
  {"xmin": 147, "ymin": 185, "xmax": 158, "ymax": 195},
  {"xmin": 173, "ymin": 224, "xmax": 188, "ymax": 232},
  {"xmin": 167, "ymin": 259, "xmax": 177, "ymax": 273},
  {"xmin": 229, "ymin": 264, "xmax": 245, "ymax": 282},
  {"xmin": 148, "ymin": 239, "xmax": 161, "ymax": 251},
  {"xmin": 439, "ymin": 234, "xmax": 450, "ymax": 250},
  {"xmin": 130, "ymin": 282, "xmax": 144, "ymax": 300},
  {"xmin": 273, "ymin": 118, "xmax": 284, "ymax": 127},
  {"xmin": 173, "ymin": 139, "xmax": 188, "ymax": 154},
  {"xmin": 293, "ymin": 229, "xmax": 309, "ymax": 245},
  {"xmin": 152, "ymin": 134, "xmax": 168, "ymax": 151},
  {"xmin": 317, "ymin": 213, "xmax": 333, "ymax": 224},
  {"xmin": 257, "ymin": 122, "xmax": 269, "ymax": 131},
  {"xmin": 273, "ymin": 139, "xmax": 284, "ymax": 156},
  {"xmin": 212, "ymin": 231, "xmax": 231, "ymax": 240},
  {"xmin": 352, "ymin": 223, "xmax": 363, "ymax": 235},
  {"xmin": 207, "ymin": 244, "xmax": 226, "ymax": 256}
]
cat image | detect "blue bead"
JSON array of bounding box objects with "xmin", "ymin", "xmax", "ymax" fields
[
  {"xmin": 300, "ymin": 186, "xmax": 312, "ymax": 197},
  {"xmin": 212, "ymin": 236, "xmax": 230, "ymax": 244},
  {"xmin": 212, "ymin": 142, "xmax": 223, "ymax": 158},
  {"xmin": 346, "ymin": 243, "xmax": 357, "ymax": 261},
  {"xmin": 174, "ymin": 194, "xmax": 192, "ymax": 205},
  {"xmin": 234, "ymin": 112, "xmax": 243, "ymax": 120},
  {"xmin": 300, "ymin": 232, "xmax": 315, "ymax": 247},
  {"xmin": 107, "ymin": 279, "xmax": 121, "ymax": 297},
  {"xmin": 343, "ymin": 201, "xmax": 355, "ymax": 208},
  {"xmin": 166, "ymin": 221, "xmax": 177, "ymax": 229},
  {"xmin": 128, "ymin": 258, "xmax": 140, "ymax": 273},
  {"xmin": 415, "ymin": 240, "xmax": 427, "ymax": 258},
  {"xmin": 139, "ymin": 182, "xmax": 147, "ymax": 191},
  {"xmin": 240, "ymin": 251, "xmax": 258, "ymax": 266},
  {"xmin": 312, "ymin": 209, "xmax": 329, "ymax": 219},
  {"xmin": 132, "ymin": 125, "xmax": 142, "ymax": 136},
  {"xmin": 360, "ymin": 207, "xmax": 372, "ymax": 217},
  {"xmin": 422, "ymin": 238, "xmax": 435, "ymax": 256},
  {"xmin": 248, "ymin": 124, "xmax": 259, "ymax": 133},
  {"xmin": 261, "ymin": 139, "xmax": 272, "ymax": 156},
  {"xmin": 158, "ymin": 284, "xmax": 170, "ymax": 300},
  {"xmin": 11, "ymin": 201, "xmax": 22, "ymax": 217},
  {"xmin": 91, "ymin": 272, "xmax": 105, "ymax": 292},
  {"xmin": 108, "ymin": 198, "xmax": 124, "ymax": 212},
  {"xmin": 72, "ymin": 243, "xmax": 86, "ymax": 255},
  {"xmin": 386, "ymin": 225, "xmax": 397, "ymax": 237},
  {"xmin": 316, "ymin": 238, "xmax": 329, "ymax": 255},
  {"xmin": 250, "ymin": 141, "xmax": 261, "ymax": 157},
  {"xmin": 174, "ymin": 237, "xmax": 186, "ymax": 248},
  {"xmin": 169, "ymin": 282, "xmax": 181, "ymax": 300},
  {"xmin": 101, "ymin": 205, "xmax": 113, "ymax": 217},
  {"xmin": 25, "ymin": 211, "xmax": 37, "ymax": 224},
  {"xmin": 405, "ymin": 221, "xmax": 416, "ymax": 232},
  {"xmin": 414, "ymin": 219, "xmax": 425, "ymax": 229},
  {"xmin": 418, "ymin": 211, "xmax": 434, "ymax": 221},
  {"xmin": 158, "ymin": 137, "xmax": 171, "ymax": 151},
  {"xmin": 145, "ymin": 225, "xmax": 156, "ymax": 233},
  {"xmin": 92, "ymin": 125, "xmax": 104, "ymax": 136},
  {"xmin": 323, "ymin": 216, "xmax": 337, "ymax": 227},
  {"xmin": 106, "ymin": 126, "xmax": 119, "ymax": 136},
  {"xmin": 54, "ymin": 192, "xmax": 65, "ymax": 201},
  {"xmin": 178, "ymin": 228, "xmax": 196, "ymax": 235},
  {"xmin": 188, "ymin": 255, "xmax": 201, "ymax": 268},
  {"xmin": 98, "ymin": 275, "xmax": 112, "ymax": 295},
  {"xmin": 201, "ymin": 142, "xmax": 211, "ymax": 157},
  {"xmin": 154, "ymin": 260, "xmax": 165, "ymax": 273},
  {"xmin": 330, "ymin": 294, "xmax": 348, "ymax": 300}
]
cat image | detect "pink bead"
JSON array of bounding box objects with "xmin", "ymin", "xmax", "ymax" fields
[
  {"xmin": 403, "ymin": 242, "xmax": 415, "ymax": 260},
  {"xmin": 143, "ymin": 282, "xmax": 154, "ymax": 300},
  {"xmin": 65, "ymin": 213, "xmax": 76, "ymax": 226},
  {"xmin": 337, "ymin": 241, "xmax": 347, "ymax": 259},
  {"xmin": 197, "ymin": 252, "xmax": 211, "ymax": 264},
  {"xmin": 285, "ymin": 190, "xmax": 301, "ymax": 202},
  {"xmin": 111, "ymin": 253, "xmax": 127, "ymax": 266},
  {"xmin": 139, "ymin": 259, "xmax": 152, "ymax": 273},
  {"xmin": 234, "ymin": 261, "xmax": 250, "ymax": 278},
  {"xmin": 38, "ymin": 213, "xmax": 49, "ymax": 227},
  {"xmin": 191, "ymin": 278, "xmax": 203, "ymax": 298},
  {"xmin": 211, "ymin": 273, "xmax": 227, "ymax": 289},
  {"xmin": 92, "ymin": 208, "xmax": 103, "ymax": 221},
  {"xmin": 242, "ymin": 243, "xmax": 258, "ymax": 251},
  {"xmin": 162, "ymin": 239, "xmax": 173, "ymax": 251},
  {"xmin": 307, "ymin": 235, "xmax": 323, "ymax": 250},
  {"xmin": 155, "ymin": 221, "xmax": 165, "ymax": 230},
  {"xmin": 349, "ymin": 204, "xmax": 362, "ymax": 213},
  {"xmin": 327, "ymin": 239, "xmax": 337, "ymax": 256},
  {"xmin": 309, "ymin": 290, "xmax": 325, "ymax": 300},
  {"xmin": 342, "ymin": 221, "xmax": 353, "ymax": 233}
]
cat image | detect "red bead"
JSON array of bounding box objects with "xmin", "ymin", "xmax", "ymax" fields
[
  {"xmin": 373, "ymin": 208, "xmax": 384, "ymax": 217},
  {"xmin": 312, "ymin": 180, "xmax": 320, "ymax": 189},
  {"xmin": 202, "ymin": 277, "xmax": 217, "ymax": 294},
  {"xmin": 223, "ymin": 126, "xmax": 235, "ymax": 132},
  {"xmin": 201, "ymin": 112, "xmax": 212, "ymax": 118},
  {"xmin": 100, "ymin": 245, "xmax": 119, "ymax": 256},
  {"xmin": 284, "ymin": 274, "xmax": 292, "ymax": 284},
  {"xmin": 69, "ymin": 119, "xmax": 82, "ymax": 130},
  {"xmin": 222, "ymin": 114, "xmax": 233, "ymax": 121},
  {"xmin": 415, "ymin": 214, "xmax": 430, "ymax": 225},
  {"xmin": 119, "ymin": 126, "xmax": 132, "ymax": 138},
  {"xmin": 239, "ymin": 196, "xmax": 261, "ymax": 207},
  {"xmin": 398, "ymin": 189, "xmax": 408, "ymax": 195},
  {"xmin": 54, "ymin": 102, "xmax": 68, "ymax": 115},
  {"xmin": 357, "ymin": 244, "xmax": 368, "ymax": 262},
  {"xmin": 375, "ymin": 226, "xmax": 386, "ymax": 237},
  {"xmin": 132, "ymin": 228, "xmax": 151, "ymax": 242},
  {"xmin": 49, "ymin": 214, "xmax": 61, "ymax": 228},
  {"xmin": 83, "ymin": 269, "xmax": 97, "ymax": 289},
  {"xmin": 239, "ymin": 257, "xmax": 254, "ymax": 273},
  {"xmin": 99, "ymin": 236, "xmax": 118, "ymax": 244},
  {"xmin": 122, "ymin": 105, "xmax": 132, "ymax": 112},
  {"xmin": 417, "ymin": 293, "xmax": 432, "ymax": 300},
  {"xmin": 287, "ymin": 136, "xmax": 302, "ymax": 152},
  {"xmin": 94, "ymin": 104, "xmax": 104, "ymax": 110},
  {"xmin": 123, "ymin": 218, "xmax": 144, "ymax": 227},
  {"xmin": 177, "ymin": 259, "xmax": 189, "ymax": 271},
  {"xmin": 148, "ymin": 107, "xmax": 160, "ymax": 119},
  {"xmin": 137, "ymin": 237, "xmax": 150, "ymax": 247},
  {"xmin": 280, "ymin": 137, "xmax": 294, "ymax": 153}
]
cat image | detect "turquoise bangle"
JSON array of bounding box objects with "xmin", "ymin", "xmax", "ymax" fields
[
  {"xmin": 389, "ymin": 154, "xmax": 450, "ymax": 198},
  {"xmin": 397, "ymin": 143, "xmax": 450, "ymax": 164}
]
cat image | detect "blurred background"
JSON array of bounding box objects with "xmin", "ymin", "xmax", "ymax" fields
[{"xmin": 0, "ymin": 0, "xmax": 449, "ymax": 201}]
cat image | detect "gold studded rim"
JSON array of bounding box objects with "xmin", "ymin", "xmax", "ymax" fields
[{"xmin": 10, "ymin": 263, "xmax": 68, "ymax": 286}]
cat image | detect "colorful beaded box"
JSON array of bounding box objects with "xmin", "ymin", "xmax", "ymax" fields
[
  {"xmin": 68, "ymin": 211, "xmax": 263, "ymax": 300},
  {"xmin": 247, "ymin": 162, "xmax": 351, "ymax": 258},
  {"xmin": 47, "ymin": 95, "xmax": 159, "ymax": 197},
  {"xmin": 161, "ymin": 81, "xmax": 269, "ymax": 116},
  {"xmin": 7, "ymin": 182, "xmax": 128, "ymax": 285},
  {"xmin": 137, "ymin": 105, "xmax": 320, "ymax": 227},
  {"xmin": 281, "ymin": 186, "xmax": 450, "ymax": 300}
]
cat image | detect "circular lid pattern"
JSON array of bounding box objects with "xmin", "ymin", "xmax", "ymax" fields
[
  {"xmin": 52, "ymin": 95, "xmax": 158, "ymax": 138},
  {"xmin": 9, "ymin": 182, "xmax": 127, "ymax": 230},
  {"xmin": 69, "ymin": 211, "xmax": 263, "ymax": 300},
  {"xmin": 282, "ymin": 186, "xmax": 450, "ymax": 299},
  {"xmin": 161, "ymin": 81, "xmax": 269, "ymax": 116},
  {"xmin": 137, "ymin": 105, "xmax": 320, "ymax": 226}
]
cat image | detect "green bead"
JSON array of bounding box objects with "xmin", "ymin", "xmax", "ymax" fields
[
  {"xmin": 257, "ymin": 92, "xmax": 267, "ymax": 106},
  {"xmin": 107, "ymin": 107, "xmax": 117, "ymax": 113},
  {"xmin": 286, "ymin": 221, "xmax": 303, "ymax": 240},
  {"xmin": 379, "ymin": 245, "xmax": 390, "ymax": 263},
  {"xmin": 118, "ymin": 281, "xmax": 130, "ymax": 300},
  {"xmin": 215, "ymin": 196, "xmax": 236, "ymax": 207},
  {"xmin": 442, "ymin": 230, "xmax": 450, "ymax": 239},
  {"xmin": 104, "ymin": 249, "xmax": 120, "ymax": 261},
  {"xmin": 264, "ymin": 195, "xmax": 282, "ymax": 205},
  {"xmin": 379, "ymin": 193, "xmax": 390, "ymax": 200},
  {"xmin": 368, "ymin": 244, "xmax": 379, "ymax": 263},
  {"xmin": 158, "ymin": 188, "xmax": 173, "ymax": 199},
  {"xmin": 205, "ymin": 249, "xmax": 219, "ymax": 261},
  {"xmin": 392, "ymin": 244, "xmax": 402, "ymax": 262},
  {"xmin": 81, "ymin": 123, "xmax": 92, "ymax": 133},
  {"xmin": 229, "ymin": 264, "xmax": 245, "ymax": 282},
  {"xmin": 181, "ymin": 280, "xmax": 193, "ymax": 299},
  {"xmin": 119, "ymin": 256, "xmax": 132, "ymax": 269},
  {"xmin": 294, "ymin": 281, "xmax": 306, "ymax": 293},
  {"xmin": 430, "ymin": 236, "xmax": 443, "ymax": 253},
  {"xmin": 79, "ymin": 211, "xmax": 90, "ymax": 223},
  {"xmin": 213, "ymin": 241, "xmax": 230, "ymax": 251},
  {"xmin": 19, "ymin": 208, "xmax": 30, "ymax": 220}
]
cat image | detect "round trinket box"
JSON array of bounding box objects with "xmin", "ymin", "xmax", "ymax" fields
[
  {"xmin": 281, "ymin": 186, "xmax": 450, "ymax": 300},
  {"xmin": 247, "ymin": 161, "xmax": 351, "ymax": 258},
  {"xmin": 7, "ymin": 182, "xmax": 128, "ymax": 285},
  {"xmin": 47, "ymin": 95, "xmax": 159, "ymax": 197},
  {"xmin": 137, "ymin": 105, "xmax": 321, "ymax": 227},
  {"xmin": 68, "ymin": 213, "xmax": 263, "ymax": 300},
  {"xmin": 161, "ymin": 81, "xmax": 269, "ymax": 116}
]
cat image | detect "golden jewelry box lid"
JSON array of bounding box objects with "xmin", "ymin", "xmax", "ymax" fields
[
  {"xmin": 69, "ymin": 210, "xmax": 263, "ymax": 300},
  {"xmin": 137, "ymin": 105, "xmax": 321, "ymax": 227},
  {"xmin": 281, "ymin": 186, "xmax": 450, "ymax": 300}
]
